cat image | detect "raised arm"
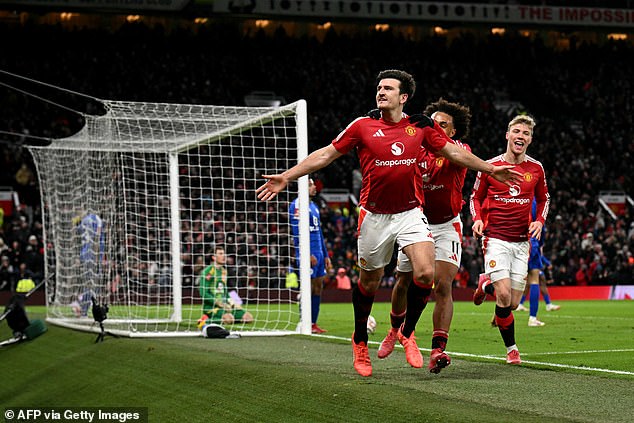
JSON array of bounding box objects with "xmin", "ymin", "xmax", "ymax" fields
[
  {"xmin": 411, "ymin": 116, "xmax": 522, "ymax": 186},
  {"xmin": 256, "ymin": 144, "xmax": 343, "ymax": 201}
]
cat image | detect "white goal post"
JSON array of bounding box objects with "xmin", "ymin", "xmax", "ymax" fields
[{"xmin": 27, "ymin": 99, "xmax": 314, "ymax": 337}]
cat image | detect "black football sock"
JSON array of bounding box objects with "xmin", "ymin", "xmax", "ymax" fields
[
  {"xmin": 390, "ymin": 310, "xmax": 406, "ymax": 329},
  {"xmin": 401, "ymin": 281, "xmax": 432, "ymax": 338},
  {"xmin": 352, "ymin": 285, "xmax": 374, "ymax": 344},
  {"xmin": 495, "ymin": 305, "xmax": 516, "ymax": 347},
  {"xmin": 431, "ymin": 329, "xmax": 449, "ymax": 351}
]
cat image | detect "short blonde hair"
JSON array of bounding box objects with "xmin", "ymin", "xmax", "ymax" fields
[{"xmin": 507, "ymin": 115, "xmax": 536, "ymax": 133}]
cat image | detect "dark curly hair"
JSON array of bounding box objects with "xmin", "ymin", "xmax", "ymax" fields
[{"xmin": 423, "ymin": 98, "xmax": 471, "ymax": 140}]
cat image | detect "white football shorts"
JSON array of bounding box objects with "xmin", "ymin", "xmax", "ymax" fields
[
  {"xmin": 357, "ymin": 207, "xmax": 434, "ymax": 271},
  {"xmin": 397, "ymin": 215, "xmax": 462, "ymax": 272},
  {"xmin": 481, "ymin": 236, "xmax": 529, "ymax": 291}
]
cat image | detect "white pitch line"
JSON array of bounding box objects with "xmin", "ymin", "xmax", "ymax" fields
[
  {"xmin": 517, "ymin": 360, "xmax": 634, "ymax": 375},
  {"xmin": 458, "ymin": 311, "xmax": 634, "ymax": 321},
  {"xmin": 316, "ymin": 334, "xmax": 634, "ymax": 376},
  {"xmin": 523, "ymin": 348, "xmax": 634, "ymax": 355}
]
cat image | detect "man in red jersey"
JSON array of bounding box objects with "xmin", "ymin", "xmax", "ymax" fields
[
  {"xmin": 376, "ymin": 98, "xmax": 472, "ymax": 374},
  {"xmin": 470, "ymin": 114, "xmax": 550, "ymax": 365},
  {"xmin": 257, "ymin": 69, "xmax": 521, "ymax": 377}
]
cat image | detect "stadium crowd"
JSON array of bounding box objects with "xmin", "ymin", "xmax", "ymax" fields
[{"xmin": 0, "ymin": 19, "xmax": 633, "ymax": 292}]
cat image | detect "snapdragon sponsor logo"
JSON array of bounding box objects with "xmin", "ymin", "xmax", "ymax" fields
[
  {"xmin": 375, "ymin": 158, "xmax": 417, "ymax": 167},
  {"xmin": 391, "ymin": 142, "xmax": 405, "ymax": 155},
  {"xmin": 493, "ymin": 195, "xmax": 531, "ymax": 205},
  {"xmin": 423, "ymin": 183, "xmax": 445, "ymax": 191}
]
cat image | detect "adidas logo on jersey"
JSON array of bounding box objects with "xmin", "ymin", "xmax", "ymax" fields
[
  {"xmin": 448, "ymin": 253, "xmax": 458, "ymax": 262},
  {"xmin": 372, "ymin": 129, "xmax": 386, "ymax": 137}
]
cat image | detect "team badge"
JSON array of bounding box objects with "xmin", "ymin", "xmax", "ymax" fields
[
  {"xmin": 524, "ymin": 172, "xmax": 532, "ymax": 182},
  {"xmin": 435, "ymin": 157, "xmax": 445, "ymax": 167},
  {"xmin": 359, "ymin": 257, "xmax": 367, "ymax": 268},
  {"xmin": 489, "ymin": 260, "xmax": 496, "ymax": 268},
  {"xmin": 405, "ymin": 126, "xmax": 416, "ymax": 136}
]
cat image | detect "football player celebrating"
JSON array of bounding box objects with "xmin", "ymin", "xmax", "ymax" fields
[
  {"xmin": 376, "ymin": 98, "xmax": 472, "ymax": 374},
  {"xmin": 470, "ymin": 115, "xmax": 550, "ymax": 365},
  {"xmin": 257, "ymin": 69, "xmax": 521, "ymax": 377}
]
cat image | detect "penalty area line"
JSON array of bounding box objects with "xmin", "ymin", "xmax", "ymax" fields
[{"xmin": 315, "ymin": 334, "xmax": 634, "ymax": 376}]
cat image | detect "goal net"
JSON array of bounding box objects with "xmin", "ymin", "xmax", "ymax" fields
[{"xmin": 27, "ymin": 99, "xmax": 314, "ymax": 337}]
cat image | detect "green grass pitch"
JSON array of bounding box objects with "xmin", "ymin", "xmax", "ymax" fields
[{"xmin": 1, "ymin": 300, "xmax": 633, "ymax": 422}]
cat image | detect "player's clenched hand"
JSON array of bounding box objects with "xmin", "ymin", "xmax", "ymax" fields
[
  {"xmin": 490, "ymin": 165, "xmax": 523, "ymax": 186},
  {"xmin": 256, "ymin": 174, "xmax": 289, "ymax": 201},
  {"xmin": 472, "ymin": 220, "xmax": 484, "ymax": 237},
  {"xmin": 528, "ymin": 221, "xmax": 543, "ymax": 240},
  {"xmin": 366, "ymin": 109, "xmax": 381, "ymax": 120}
]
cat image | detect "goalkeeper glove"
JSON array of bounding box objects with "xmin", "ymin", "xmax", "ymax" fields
[
  {"xmin": 408, "ymin": 114, "xmax": 434, "ymax": 129},
  {"xmin": 366, "ymin": 109, "xmax": 381, "ymax": 120}
]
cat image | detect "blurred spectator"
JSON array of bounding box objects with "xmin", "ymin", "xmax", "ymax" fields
[
  {"xmin": 453, "ymin": 265, "xmax": 470, "ymax": 289},
  {"xmin": 0, "ymin": 255, "xmax": 17, "ymax": 291},
  {"xmin": 16, "ymin": 262, "xmax": 36, "ymax": 287},
  {"xmin": 335, "ymin": 267, "xmax": 351, "ymax": 290},
  {"xmin": 23, "ymin": 234, "xmax": 43, "ymax": 282},
  {"xmin": 575, "ymin": 263, "xmax": 591, "ymax": 286},
  {"xmin": 0, "ymin": 237, "xmax": 9, "ymax": 256}
]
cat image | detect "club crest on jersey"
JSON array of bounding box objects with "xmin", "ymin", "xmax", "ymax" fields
[
  {"xmin": 489, "ymin": 260, "xmax": 497, "ymax": 268},
  {"xmin": 359, "ymin": 257, "xmax": 367, "ymax": 268},
  {"xmin": 508, "ymin": 185, "xmax": 521, "ymax": 196},
  {"xmin": 524, "ymin": 172, "xmax": 533, "ymax": 182},
  {"xmin": 435, "ymin": 157, "xmax": 445, "ymax": 167},
  {"xmin": 391, "ymin": 142, "xmax": 405, "ymax": 156},
  {"xmin": 405, "ymin": 126, "xmax": 416, "ymax": 136}
]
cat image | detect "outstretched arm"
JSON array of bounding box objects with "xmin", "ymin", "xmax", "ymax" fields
[
  {"xmin": 256, "ymin": 144, "xmax": 342, "ymax": 201},
  {"xmin": 438, "ymin": 142, "xmax": 522, "ymax": 186}
]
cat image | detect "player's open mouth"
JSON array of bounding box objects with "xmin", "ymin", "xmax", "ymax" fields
[{"xmin": 514, "ymin": 141, "xmax": 525, "ymax": 147}]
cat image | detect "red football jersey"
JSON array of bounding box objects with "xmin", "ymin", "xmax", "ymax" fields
[
  {"xmin": 419, "ymin": 139, "xmax": 470, "ymax": 224},
  {"xmin": 470, "ymin": 154, "xmax": 549, "ymax": 242},
  {"xmin": 333, "ymin": 116, "xmax": 447, "ymax": 214}
]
